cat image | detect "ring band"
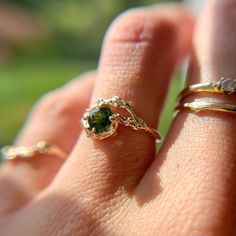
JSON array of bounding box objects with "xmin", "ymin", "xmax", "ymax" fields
[
  {"xmin": 82, "ymin": 96, "xmax": 161, "ymax": 140},
  {"xmin": 0, "ymin": 141, "xmax": 67, "ymax": 161},
  {"xmin": 175, "ymin": 101, "xmax": 236, "ymax": 114},
  {"xmin": 178, "ymin": 77, "xmax": 236, "ymax": 102}
]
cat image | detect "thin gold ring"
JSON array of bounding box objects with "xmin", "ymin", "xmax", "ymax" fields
[
  {"xmin": 82, "ymin": 96, "xmax": 161, "ymax": 140},
  {"xmin": 175, "ymin": 101, "xmax": 236, "ymax": 114},
  {"xmin": 0, "ymin": 141, "xmax": 67, "ymax": 161},
  {"xmin": 178, "ymin": 77, "xmax": 236, "ymax": 102}
]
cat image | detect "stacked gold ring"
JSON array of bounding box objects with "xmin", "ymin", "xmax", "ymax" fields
[
  {"xmin": 176, "ymin": 77, "xmax": 236, "ymax": 114},
  {"xmin": 178, "ymin": 77, "xmax": 236, "ymax": 101}
]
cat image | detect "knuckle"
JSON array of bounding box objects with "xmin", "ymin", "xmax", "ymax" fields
[
  {"xmin": 106, "ymin": 8, "xmax": 176, "ymax": 45},
  {"xmin": 34, "ymin": 90, "xmax": 75, "ymax": 120}
]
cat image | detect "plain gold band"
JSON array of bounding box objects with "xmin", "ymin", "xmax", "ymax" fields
[
  {"xmin": 175, "ymin": 101, "xmax": 236, "ymax": 114},
  {"xmin": 0, "ymin": 141, "xmax": 67, "ymax": 161}
]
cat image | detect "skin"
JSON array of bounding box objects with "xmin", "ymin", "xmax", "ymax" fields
[{"xmin": 0, "ymin": 0, "xmax": 236, "ymax": 235}]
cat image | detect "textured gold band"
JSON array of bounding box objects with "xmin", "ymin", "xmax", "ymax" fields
[
  {"xmin": 0, "ymin": 141, "xmax": 67, "ymax": 161},
  {"xmin": 178, "ymin": 77, "xmax": 236, "ymax": 102}
]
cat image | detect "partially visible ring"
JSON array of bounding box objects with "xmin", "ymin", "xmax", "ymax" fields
[
  {"xmin": 0, "ymin": 141, "xmax": 67, "ymax": 161},
  {"xmin": 175, "ymin": 101, "xmax": 236, "ymax": 114},
  {"xmin": 177, "ymin": 77, "xmax": 236, "ymax": 102},
  {"xmin": 82, "ymin": 96, "xmax": 161, "ymax": 141}
]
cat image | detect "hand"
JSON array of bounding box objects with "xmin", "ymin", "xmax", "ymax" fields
[{"xmin": 1, "ymin": 1, "xmax": 236, "ymax": 235}]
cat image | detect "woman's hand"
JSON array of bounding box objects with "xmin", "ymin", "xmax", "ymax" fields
[{"xmin": 1, "ymin": 0, "xmax": 236, "ymax": 235}]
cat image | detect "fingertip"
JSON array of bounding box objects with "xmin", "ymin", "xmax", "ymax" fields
[{"xmin": 105, "ymin": 5, "xmax": 194, "ymax": 47}]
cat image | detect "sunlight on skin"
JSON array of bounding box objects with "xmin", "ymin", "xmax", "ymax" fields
[{"xmin": 0, "ymin": 1, "xmax": 236, "ymax": 235}]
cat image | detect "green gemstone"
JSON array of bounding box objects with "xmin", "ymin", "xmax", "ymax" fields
[{"xmin": 88, "ymin": 106, "xmax": 113, "ymax": 133}]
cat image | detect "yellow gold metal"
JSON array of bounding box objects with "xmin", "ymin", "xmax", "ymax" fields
[
  {"xmin": 82, "ymin": 96, "xmax": 161, "ymax": 141},
  {"xmin": 175, "ymin": 101, "xmax": 236, "ymax": 114},
  {"xmin": 0, "ymin": 141, "xmax": 67, "ymax": 161},
  {"xmin": 178, "ymin": 77, "xmax": 236, "ymax": 102}
]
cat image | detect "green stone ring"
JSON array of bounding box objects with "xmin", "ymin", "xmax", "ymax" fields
[{"xmin": 82, "ymin": 96, "xmax": 161, "ymax": 140}]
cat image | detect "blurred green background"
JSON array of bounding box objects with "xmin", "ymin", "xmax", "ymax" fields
[{"xmin": 0, "ymin": 0, "xmax": 184, "ymax": 146}]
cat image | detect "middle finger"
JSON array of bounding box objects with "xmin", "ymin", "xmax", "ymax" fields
[{"xmin": 52, "ymin": 5, "xmax": 193, "ymax": 205}]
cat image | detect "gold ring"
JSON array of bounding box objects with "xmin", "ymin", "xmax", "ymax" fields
[
  {"xmin": 175, "ymin": 101, "xmax": 236, "ymax": 114},
  {"xmin": 82, "ymin": 96, "xmax": 161, "ymax": 140},
  {"xmin": 0, "ymin": 141, "xmax": 67, "ymax": 161},
  {"xmin": 178, "ymin": 77, "xmax": 236, "ymax": 102}
]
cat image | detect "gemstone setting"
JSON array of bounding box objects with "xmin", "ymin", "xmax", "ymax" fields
[
  {"xmin": 88, "ymin": 106, "xmax": 113, "ymax": 133},
  {"xmin": 81, "ymin": 96, "xmax": 161, "ymax": 140}
]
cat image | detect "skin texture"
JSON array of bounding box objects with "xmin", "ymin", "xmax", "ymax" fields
[{"xmin": 0, "ymin": 0, "xmax": 236, "ymax": 235}]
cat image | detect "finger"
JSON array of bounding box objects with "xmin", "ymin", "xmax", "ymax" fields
[
  {"xmin": 144, "ymin": 0, "xmax": 236, "ymax": 234},
  {"xmin": 51, "ymin": 5, "xmax": 193, "ymax": 204},
  {"xmin": 0, "ymin": 73, "xmax": 94, "ymax": 215}
]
